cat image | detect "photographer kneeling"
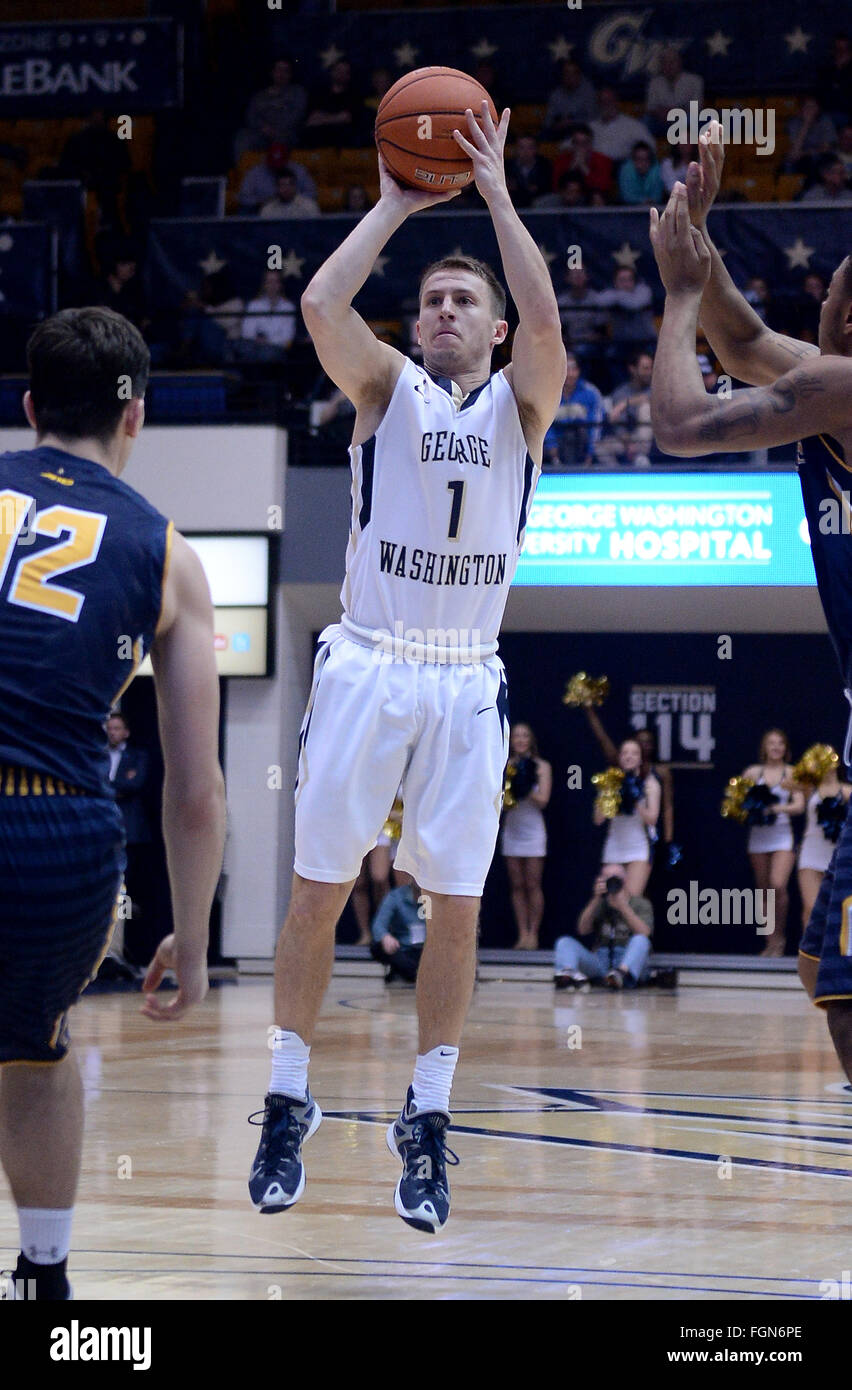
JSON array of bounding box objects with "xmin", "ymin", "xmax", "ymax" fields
[{"xmin": 554, "ymin": 873, "xmax": 653, "ymax": 990}]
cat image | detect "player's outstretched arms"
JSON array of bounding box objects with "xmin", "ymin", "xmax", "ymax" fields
[
  {"xmin": 142, "ymin": 532, "xmax": 226, "ymax": 1021},
  {"xmin": 650, "ymin": 184, "xmax": 843, "ymax": 456},
  {"xmin": 301, "ymin": 155, "xmax": 460, "ymax": 411},
  {"xmin": 685, "ymin": 121, "xmax": 818, "ymax": 385}
]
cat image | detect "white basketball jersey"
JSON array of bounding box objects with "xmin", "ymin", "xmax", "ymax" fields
[{"xmin": 341, "ymin": 358, "xmax": 538, "ymax": 649}]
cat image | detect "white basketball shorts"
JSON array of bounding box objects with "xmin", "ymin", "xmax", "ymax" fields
[{"xmin": 294, "ymin": 624, "xmax": 509, "ymax": 896}]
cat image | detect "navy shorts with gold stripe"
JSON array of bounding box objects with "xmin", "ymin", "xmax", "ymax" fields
[
  {"xmin": 0, "ymin": 766, "xmax": 125, "ymax": 1063},
  {"xmin": 799, "ymin": 814, "xmax": 852, "ymax": 1007}
]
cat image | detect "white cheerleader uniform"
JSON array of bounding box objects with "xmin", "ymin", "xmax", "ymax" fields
[
  {"xmin": 602, "ymin": 804, "xmax": 650, "ymax": 865},
  {"xmin": 798, "ymin": 791, "xmax": 836, "ymax": 873},
  {"xmin": 501, "ymin": 783, "xmax": 547, "ymax": 858},
  {"xmin": 746, "ymin": 773, "xmax": 793, "ymax": 853}
]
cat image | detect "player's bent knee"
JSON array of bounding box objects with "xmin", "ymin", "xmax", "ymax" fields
[
  {"xmin": 797, "ymin": 953, "xmax": 818, "ymax": 999},
  {"xmin": 825, "ymin": 1001, "xmax": 852, "ymax": 1057}
]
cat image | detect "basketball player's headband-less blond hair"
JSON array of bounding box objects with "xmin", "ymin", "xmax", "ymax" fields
[{"xmin": 419, "ymin": 255, "xmax": 507, "ymax": 320}]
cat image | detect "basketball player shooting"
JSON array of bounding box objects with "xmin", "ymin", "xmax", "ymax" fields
[
  {"xmin": 248, "ymin": 104, "xmax": 565, "ymax": 1232},
  {"xmin": 649, "ymin": 121, "xmax": 852, "ymax": 1083}
]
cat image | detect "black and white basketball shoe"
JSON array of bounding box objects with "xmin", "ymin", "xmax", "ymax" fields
[
  {"xmin": 387, "ymin": 1087, "xmax": 459, "ymax": 1233},
  {"xmin": 248, "ymin": 1089, "xmax": 322, "ymax": 1212}
]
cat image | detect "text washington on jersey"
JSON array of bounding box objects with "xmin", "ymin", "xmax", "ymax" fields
[{"xmin": 378, "ymin": 541, "xmax": 507, "ymax": 586}]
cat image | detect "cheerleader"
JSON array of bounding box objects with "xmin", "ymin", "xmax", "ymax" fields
[
  {"xmin": 584, "ymin": 708, "xmax": 676, "ymax": 859},
  {"xmin": 501, "ymin": 723, "xmax": 552, "ymax": 949},
  {"xmin": 795, "ymin": 752, "xmax": 851, "ymax": 928},
  {"xmin": 742, "ymin": 729, "xmax": 805, "ymax": 958},
  {"xmin": 596, "ymin": 737, "xmax": 660, "ymax": 896},
  {"xmin": 350, "ymin": 786, "xmax": 402, "ymax": 945}
]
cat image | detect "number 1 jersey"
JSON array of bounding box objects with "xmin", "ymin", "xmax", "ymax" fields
[
  {"xmin": 342, "ymin": 359, "xmax": 538, "ymax": 647},
  {"xmin": 0, "ymin": 445, "xmax": 171, "ymax": 795}
]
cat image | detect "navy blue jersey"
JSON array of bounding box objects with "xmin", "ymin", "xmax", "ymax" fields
[
  {"xmin": 0, "ymin": 444, "xmax": 171, "ymax": 795},
  {"xmin": 798, "ymin": 433, "xmax": 852, "ymax": 691}
]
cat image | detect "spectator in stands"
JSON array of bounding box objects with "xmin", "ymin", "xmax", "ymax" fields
[
  {"xmin": 836, "ymin": 123, "xmax": 852, "ymax": 178},
  {"xmin": 472, "ymin": 62, "xmax": 509, "ymax": 123},
  {"xmin": 596, "ymin": 265, "xmax": 657, "ymax": 365},
  {"xmin": 555, "ymin": 266, "xmax": 607, "ymax": 372},
  {"xmin": 177, "ymin": 263, "xmax": 244, "ymax": 366},
  {"xmin": 238, "ymin": 269, "xmax": 297, "ymax": 360},
  {"xmin": 260, "ymin": 168, "xmax": 320, "ymax": 219},
  {"xmin": 551, "ymin": 123, "xmax": 614, "ymax": 200},
  {"xmin": 596, "ymin": 349, "xmax": 655, "ymax": 468},
  {"xmin": 697, "ymin": 353, "xmax": 719, "ymax": 392},
  {"xmin": 645, "ymin": 46, "xmax": 704, "ymax": 138},
  {"xmin": 659, "ymin": 142, "xmax": 698, "ymax": 194},
  {"xmin": 617, "ymin": 141, "xmax": 665, "ymax": 205},
  {"xmin": 303, "ymin": 59, "xmax": 363, "ymax": 148},
  {"xmin": 798, "ymin": 153, "xmax": 852, "ymax": 203},
  {"xmin": 369, "ymin": 871, "xmax": 426, "ymax": 985},
  {"xmin": 553, "ymin": 874, "xmax": 653, "ymax": 991},
  {"xmin": 58, "ymin": 109, "xmax": 130, "ymax": 231},
  {"xmin": 234, "ymin": 58, "xmax": 308, "ymax": 160},
  {"xmin": 310, "ymin": 385, "xmax": 356, "ymax": 443},
  {"xmin": 542, "ymin": 59, "xmax": 598, "ymax": 138},
  {"xmin": 534, "ymin": 170, "xmax": 589, "ymax": 209},
  {"xmin": 93, "ymin": 249, "xmax": 148, "ymax": 331},
  {"xmin": 543, "ymin": 351, "xmax": 605, "ymax": 467},
  {"xmin": 106, "ymin": 712, "xmax": 155, "ymax": 969},
  {"xmin": 817, "ymin": 33, "xmax": 852, "ymax": 129},
  {"xmin": 591, "ymin": 87, "xmax": 655, "ymax": 164},
  {"xmin": 744, "ymin": 275, "xmax": 772, "ymax": 325},
  {"xmin": 343, "ymin": 184, "xmax": 372, "ymax": 215},
  {"xmin": 362, "ymin": 66, "xmax": 392, "ymax": 124},
  {"xmin": 506, "ymin": 135, "xmax": 553, "ymax": 209},
  {"xmin": 237, "ymin": 142, "xmax": 317, "ymax": 213},
  {"xmin": 784, "ymin": 96, "xmax": 841, "ymax": 180},
  {"xmin": 788, "ymin": 272, "xmax": 827, "ymax": 343}
]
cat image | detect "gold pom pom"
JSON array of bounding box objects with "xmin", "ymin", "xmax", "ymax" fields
[
  {"xmin": 381, "ymin": 795, "xmax": 403, "ymax": 842},
  {"xmin": 503, "ymin": 763, "xmax": 517, "ymax": 810},
  {"xmin": 792, "ymin": 744, "xmax": 839, "ymax": 786},
  {"xmin": 562, "ymin": 672, "xmax": 610, "ymax": 708},
  {"xmin": 720, "ymin": 776, "xmax": 754, "ymax": 823},
  {"xmin": 592, "ymin": 766, "xmax": 624, "ymax": 819}
]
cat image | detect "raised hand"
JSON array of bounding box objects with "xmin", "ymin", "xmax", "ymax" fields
[
  {"xmin": 686, "ymin": 119, "xmax": 725, "ymax": 230},
  {"xmin": 649, "ymin": 183, "xmax": 711, "ymax": 296},
  {"xmin": 451, "ymin": 102, "xmax": 511, "ymax": 204},
  {"xmin": 377, "ymin": 151, "xmax": 463, "ymax": 218}
]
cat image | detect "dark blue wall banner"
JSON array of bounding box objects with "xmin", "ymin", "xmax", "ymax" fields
[
  {"xmin": 270, "ymin": 1, "xmax": 840, "ymax": 102},
  {"xmin": 0, "ymin": 19, "xmax": 182, "ymax": 116},
  {"xmin": 146, "ymin": 205, "xmax": 850, "ymax": 322}
]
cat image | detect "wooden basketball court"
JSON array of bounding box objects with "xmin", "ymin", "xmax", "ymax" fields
[{"xmin": 1, "ymin": 972, "xmax": 849, "ymax": 1301}]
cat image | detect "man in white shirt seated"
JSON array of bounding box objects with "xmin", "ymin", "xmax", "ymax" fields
[
  {"xmin": 591, "ymin": 87, "xmax": 657, "ymax": 164},
  {"xmin": 645, "ymin": 47, "xmax": 705, "ymax": 138},
  {"xmin": 238, "ymin": 270, "xmax": 297, "ymax": 360}
]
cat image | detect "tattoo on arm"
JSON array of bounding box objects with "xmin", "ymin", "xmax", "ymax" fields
[{"xmin": 697, "ymin": 374, "xmax": 825, "ymax": 442}]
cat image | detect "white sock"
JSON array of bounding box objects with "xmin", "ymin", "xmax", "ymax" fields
[
  {"xmin": 18, "ymin": 1207, "xmax": 73, "ymax": 1265},
  {"xmin": 268, "ymin": 1029, "xmax": 310, "ymax": 1101},
  {"xmin": 412, "ymin": 1045, "xmax": 459, "ymax": 1115}
]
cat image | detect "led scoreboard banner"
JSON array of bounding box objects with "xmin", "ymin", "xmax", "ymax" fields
[{"xmin": 514, "ymin": 472, "xmax": 814, "ymax": 587}]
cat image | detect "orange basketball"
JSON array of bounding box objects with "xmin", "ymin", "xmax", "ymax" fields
[{"xmin": 375, "ymin": 66, "xmax": 499, "ymax": 191}]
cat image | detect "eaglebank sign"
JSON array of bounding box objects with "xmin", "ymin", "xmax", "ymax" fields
[{"xmin": 49, "ymin": 1321, "xmax": 152, "ymax": 1371}]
